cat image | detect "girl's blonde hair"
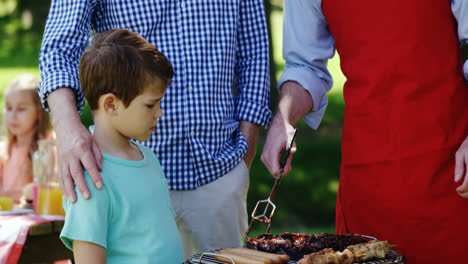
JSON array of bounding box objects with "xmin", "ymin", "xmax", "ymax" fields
[{"xmin": 4, "ymin": 74, "xmax": 51, "ymax": 159}]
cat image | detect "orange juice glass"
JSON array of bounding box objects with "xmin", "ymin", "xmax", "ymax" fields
[
  {"xmin": 33, "ymin": 139, "xmax": 64, "ymax": 215},
  {"xmin": 36, "ymin": 185, "xmax": 64, "ymax": 215},
  {"xmin": 0, "ymin": 197, "xmax": 13, "ymax": 211}
]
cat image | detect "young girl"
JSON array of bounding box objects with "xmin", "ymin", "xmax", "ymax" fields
[{"xmin": 0, "ymin": 74, "xmax": 53, "ymax": 202}]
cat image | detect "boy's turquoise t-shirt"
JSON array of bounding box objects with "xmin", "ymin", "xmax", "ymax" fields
[{"xmin": 60, "ymin": 143, "xmax": 184, "ymax": 264}]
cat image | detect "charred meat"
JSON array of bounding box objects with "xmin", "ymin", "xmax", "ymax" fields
[
  {"xmin": 246, "ymin": 233, "xmax": 367, "ymax": 261},
  {"xmin": 297, "ymin": 240, "xmax": 391, "ymax": 264}
]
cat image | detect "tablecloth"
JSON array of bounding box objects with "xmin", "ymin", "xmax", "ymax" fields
[{"xmin": 0, "ymin": 213, "xmax": 64, "ymax": 264}]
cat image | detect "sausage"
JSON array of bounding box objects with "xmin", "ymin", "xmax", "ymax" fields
[
  {"xmin": 277, "ymin": 254, "xmax": 290, "ymax": 263},
  {"xmin": 214, "ymin": 249, "xmax": 273, "ymax": 264},
  {"xmin": 276, "ymin": 254, "xmax": 290, "ymax": 263},
  {"xmin": 225, "ymin": 247, "xmax": 290, "ymax": 263}
]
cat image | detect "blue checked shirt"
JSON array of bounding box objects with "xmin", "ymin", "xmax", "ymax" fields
[{"xmin": 39, "ymin": 0, "xmax": 272, "ymax": 190}]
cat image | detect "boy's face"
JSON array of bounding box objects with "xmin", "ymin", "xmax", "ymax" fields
[{"xmin": 114, "ymin": 77, "xmax": 166, "ymax": 141}]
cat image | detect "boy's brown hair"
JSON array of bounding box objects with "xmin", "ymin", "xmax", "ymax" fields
[{"xmin": 79, "ymin": 29, "xmax": 174, "ymax": 110}]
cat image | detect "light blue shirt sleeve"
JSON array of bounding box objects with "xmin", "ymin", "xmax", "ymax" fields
[
  {"xmin": 60, "ymin": 173, "xmax": 110, "ymax": 250},
  {"xmin": 279, "ymin": 0, "xmax": 335, "ymax": 129},
  {"xmin": 452, "ymin": 0, "xmax": 468, "ymax": 80}
]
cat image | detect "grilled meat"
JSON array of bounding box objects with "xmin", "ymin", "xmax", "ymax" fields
[
  {"xmin": 297, "ymin": 240, "xmax": 390, "ymax": 264},
  {"xmin": 346, "ymin": 240, "xmax": 390, "ymax": 261},
  {"xmin": 297, "ymin": 248, "xmax": 354, "ymax": 264},
  {"xmin": 246, "ymin": 233, "xmax": 367, "ymax": 261}
]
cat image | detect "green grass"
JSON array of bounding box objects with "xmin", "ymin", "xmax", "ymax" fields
[{"xmin": 0, "ymin": 67, "xmax": 38, "ymax": 88}]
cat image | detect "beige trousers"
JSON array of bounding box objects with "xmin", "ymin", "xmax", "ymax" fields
[{"xmin": 169, "ymin": 161, "xmax": 249, "ymax": 259}]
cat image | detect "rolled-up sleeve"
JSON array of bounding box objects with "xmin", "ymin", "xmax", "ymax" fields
[
  {"xmin": 279, "ymin": 0, "xmax": 335, "ymax": 129},
  {"xmin": 39, "ymin": 0, "xmax": 97, "ymax": 113},
  {"xmin": 234, "ymin": 0, "xmax": 272, "ymax": 127},
  {"xmin": 452, "ymin": 0, "xmax": 468, "ymax": 80}
]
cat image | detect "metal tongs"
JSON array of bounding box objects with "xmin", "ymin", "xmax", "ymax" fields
[{"xmin": 246, "ymin": 129, "xmax": 297, "ymax": 237}]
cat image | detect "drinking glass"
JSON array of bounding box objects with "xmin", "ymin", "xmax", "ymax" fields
[{"xmin": 33, "ymin": 139, "xmax": 65, "ymax": 216}]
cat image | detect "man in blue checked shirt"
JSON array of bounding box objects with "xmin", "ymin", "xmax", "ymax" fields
[{"xmin": 39, "ymin": 0, "xmax": 271, "ymax": 258}]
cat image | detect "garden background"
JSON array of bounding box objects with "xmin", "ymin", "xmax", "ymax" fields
[{"xmin": 0, "ymin": 0, "xmax": 347, "ymax": 236}]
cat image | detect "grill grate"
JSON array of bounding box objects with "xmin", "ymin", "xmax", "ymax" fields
[{"xmin": 187, "ymin": 250, "xmax": 405, "ymax": 264}]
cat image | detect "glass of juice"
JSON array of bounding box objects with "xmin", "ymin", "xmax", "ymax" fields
[
  {"xmin": 0, "ymin": 197, "xmax": 13, "ymax": 211},
  {"xmin": 33, "ymin": 139, "xmax": 64, "ymax": 216},
  {"xmin": 36, "ymin": 184, "xmax": 64, "ymax": 215}
]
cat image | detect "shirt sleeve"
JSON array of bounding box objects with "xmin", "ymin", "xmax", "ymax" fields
[
  {"xmin": 60, "ymin": 173, "xmax": 110, "ymax": 250},
  {"xmin": 452, "ymin": 0, "xmax": 468, "ymax": 80},
  {"xmin": 39, "ymin": 0, "xmax": 98, "ymax": 113},
  {"xmin": 279, "ymin": 0, "xmax": 335, "ymax": 129},
  {"xmin": 234, "ymin": 0, "xmax": 272, "ymax": 127}
]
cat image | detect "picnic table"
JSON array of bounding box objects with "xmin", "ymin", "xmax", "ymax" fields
[{"xmin": 0, "ymin": 212, "xmax": 73, "ymax": 264}]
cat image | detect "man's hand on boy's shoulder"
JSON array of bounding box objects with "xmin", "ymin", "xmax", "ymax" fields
[
  {"xmin": 56, "ymin": 126, "xmax": 103, "ymax": 202},
  {"xmin": 47, "ymin": 88, "xmax": 103, "ymax": 203}
]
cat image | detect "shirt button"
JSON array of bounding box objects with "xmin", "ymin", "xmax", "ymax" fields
[
  {"xmin": 181, "ymin": 2, "xmax": 186, "ymax": 9},
  {"xmin": 191, "ymin": 130, "xmax": 195, "ymax": 137},
  {"xmin": 188, "ymin": 85, "xmax": 193, "ymax": 91}
]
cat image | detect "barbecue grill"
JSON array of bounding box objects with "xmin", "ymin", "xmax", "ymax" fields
[
  {"xmin": 187, "ymin": 249, "xmax": 405, "ymax": 264},
  {"xmin": 186, "ymin": 233, "xmax": 406, "ymax": 264}
]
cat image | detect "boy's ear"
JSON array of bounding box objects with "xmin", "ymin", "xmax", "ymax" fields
[{"xmin": 101, "ymin": 93, "xmax": 119, "ymax": 115}]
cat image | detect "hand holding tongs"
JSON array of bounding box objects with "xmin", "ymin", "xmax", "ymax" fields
[{"xmin": 246, "ymin": 129, "xmax": 297, "ymax": 237}]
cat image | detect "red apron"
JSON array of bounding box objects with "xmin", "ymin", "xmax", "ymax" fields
[{"xmin": 322, "ymin": 0, "xmax": 468, "ymax": 263}]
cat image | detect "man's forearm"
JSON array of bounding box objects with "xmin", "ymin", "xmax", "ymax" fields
[
  {"xmin": 276, "ymin": 81, "xmax": 314, "ymax": 126},
  {"xmin": 260, "ymin": 81, "xmax": 312, "ymax": 177},
  {"xmin": 47, "ymin": 88, "xmax": 82, "ymax": 129}
]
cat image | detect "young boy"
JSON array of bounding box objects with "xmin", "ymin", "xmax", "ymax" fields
[{"xmin": 59, "ymin": 29, "xmax": 184, "ymax": 264}]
